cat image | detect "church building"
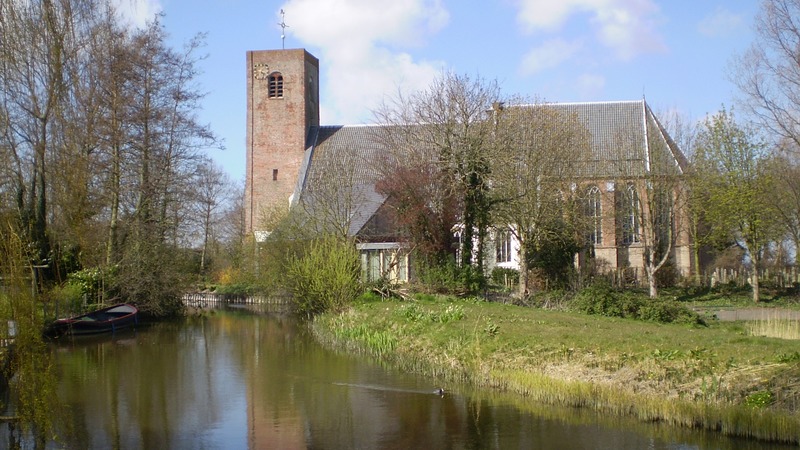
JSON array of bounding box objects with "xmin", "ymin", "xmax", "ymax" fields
[{"xmin": 245, "ymin": 48, "xmax": 693, "ymax": 284}]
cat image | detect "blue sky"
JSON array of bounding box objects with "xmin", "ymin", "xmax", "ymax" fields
[{"xmin": 117, "ymin": 0, "xmax": 761, "ymax": 182}]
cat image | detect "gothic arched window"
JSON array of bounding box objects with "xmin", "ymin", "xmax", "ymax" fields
[
  {"xmin": 622, "ymin": 183, "xmax": 640, "ymax": 244},
  {"xmin": 496, "ymin": 228, "xmax": 513, "ymax": 263},
  {"xmin": 585, "ymin": 186, "xmax": 602, "ymax": 245}
]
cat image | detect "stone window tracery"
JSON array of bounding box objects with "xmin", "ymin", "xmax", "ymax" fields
[{"xmin": 585, "ymin": 185, "xmax": 602, "ymax": 245}]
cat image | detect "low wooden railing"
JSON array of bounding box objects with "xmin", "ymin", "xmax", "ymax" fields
[{"xmin": 182, "ymin": 292, "xmax": 290, "ymax": 308}]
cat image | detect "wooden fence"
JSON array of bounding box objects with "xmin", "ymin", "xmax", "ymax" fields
[
  {"xmin": 182, "ymin": 292, "xmax": 291, "ymax": 308},
  {"xmin": 703, "ymin": 267, "xmax": 800, "ymax": 289},
  {"xmin": 600, "ymin": 266, "xmax": 800, "ymax": 289}
]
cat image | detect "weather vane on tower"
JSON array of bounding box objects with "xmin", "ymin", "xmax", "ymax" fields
[{"xmin": 279, "ymin": 9, "xmax": 289, "ymax": 49}]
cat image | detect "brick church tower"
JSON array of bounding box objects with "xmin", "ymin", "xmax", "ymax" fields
[{"xmin": 245, "ymin": 49, "xmax": 320, "ymax": 234}]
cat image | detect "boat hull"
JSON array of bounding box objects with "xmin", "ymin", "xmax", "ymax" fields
[{"xmin": 45, "ymin": 304, "xmax": 139, "ymax": 338}]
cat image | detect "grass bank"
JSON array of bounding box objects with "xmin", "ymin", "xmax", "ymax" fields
[{"xmin": 311, "ymin": 294, "xmax": 800, "ymax": 444}]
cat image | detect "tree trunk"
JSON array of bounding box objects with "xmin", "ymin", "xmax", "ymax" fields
[
  {"xmin": 200, "ymin": 204, "xmax": 211, "ymax": 272},
  {"xmin": 648, "ymin": 263, "xmax": 658, "ymax": 298},
  {"xmin": 106, "ymin": 141, "xmax": 121, "ymax": 265},
  {"xmin": 751, "ymin": 257, "xmax": 761, "ymax": 303},
  {"xmin": 692, "ymin": 242, "xmax": 702, "ymax": 286},
  {"xmin": 518, "ymin": 243, "xmax": 529, "ymax": 298}
]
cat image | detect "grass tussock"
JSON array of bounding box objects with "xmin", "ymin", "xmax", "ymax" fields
[{"xmin": 312, "ymin": 294, "xmax": 800, "ymax": 444}]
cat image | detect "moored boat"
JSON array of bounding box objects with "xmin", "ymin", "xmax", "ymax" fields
[{"xmin": 44, "ymin": 303, "xmax": 139, "ymax": 338}]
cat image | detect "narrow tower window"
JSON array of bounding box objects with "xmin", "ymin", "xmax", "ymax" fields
[
  {"xmin": 272, "ymin": 169, "xmax": 278, "ymax": 181},
  {"xmin": 268, "ymin": 73, "xmax": 284, "ymax": 98}
]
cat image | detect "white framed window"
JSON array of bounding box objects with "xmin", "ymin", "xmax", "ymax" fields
[
  {"xmin": 496, "ymin": 228, "xmax": 513, "ymax": 263},
  {"xmin": 357, "ymin": 244, "xmax": 409, "ymax": 283}
]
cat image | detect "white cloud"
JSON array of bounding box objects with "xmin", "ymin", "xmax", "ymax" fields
[
  {"xmin": 698, "ymin": 7, "xmax": 744, "ymax": 38},
  {"xmin": 516, "ymin": 0, "xmax": 665, "ymax": 60},
  {"xmin": 519, "ymin": 39, "xmax": 582, "ymax": 75},
  {"xmin": 323, "ymin": 48, "xmax": 443, "ymax": 124},
  {"xmin": 280, "ymin": 0, "xmax": 449, "ymax": 124},
  {"xmin": 575, "ymin": 73, "xmax": 606, "ymax": 98},
  {"xmin": 112, "ymin": 0, "xmax": 162, "ymax": 29}
]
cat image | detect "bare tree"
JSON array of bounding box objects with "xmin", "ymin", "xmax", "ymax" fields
[
  {"xmin": 762, "ymin": 141, "xmax": 800, "ymax": 266},
  {"xmin": 293, "ymin": 142, "xmax": 374, "ymax": 239},
  {"xmin": 733, "ymin": 0, "xmax": 800, "ymax": 149},
  {"xmin": 490, "ymin": 101, "xmax": 590, "ymax": 296},
  {"xmin": 375, "ymin": 72, "xmax": 499, "ymax": 289},
  {"xmin": 623, "ymin": 110, "xmax": 688, "ymax": 298},
  {"xmin": 112, "ymin": 18, "xmax": 217, "ymax": 315},
  {"xmin": 659, "ymin": 111, "xmax": 712, "ymax": 285},
  {"xmin": 0, "ymin": 0, "xmax": 80, "ymax": 267},
  {"xmin": 192, "ymin": 159, "xmax": 233, "ymax": 273}
]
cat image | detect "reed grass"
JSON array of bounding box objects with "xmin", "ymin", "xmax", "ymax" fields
[
  {"xmin": 313, "ymin": 295, "xmax": 800, "ymax": 444},
  {"xmin": 746, "ymin": 314, "xmax": 800, "ymax": 340}
]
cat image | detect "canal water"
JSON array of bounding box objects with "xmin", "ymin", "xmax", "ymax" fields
[{"xmin": 6, "ymin": 306, "xmax": 795, "ymax": 449}]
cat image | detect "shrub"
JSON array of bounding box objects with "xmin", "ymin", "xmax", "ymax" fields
[
  {"xmin": 356, "ymin": 291, "xmax": 383, "ymax": 303},
  {"xmin": 67, "ymin": 267, "xmax": 115, "ymax": 304},
  {"xmin": 570, "ymin": 283, "xmax": 704, "ymax": 324},
  {"xmin": 415, "ymin": 260, "xmax": 484, "ymax": 294},
  {"xmin": 570, "ymin": 283, "xmax": 627, "ymax": 317},
  {"xmin": 638, "ymin": 300, "xmax": 704, "ymax": 325},
  {"xmin": 286, "ymin": 235, "xmax": 362, "ymax": 319},
  {"xmin": 48, "ymin": 282, "xmax": 85, "ymax": 315},
  {"xmin": 214, "ymin": 283, "xmax": 258, "ymax": 296}
]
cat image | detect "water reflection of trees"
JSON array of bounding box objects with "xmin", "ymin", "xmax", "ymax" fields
[{"xmin": 49, "ymin": 312, "xmax": 778, "ymax": 449}]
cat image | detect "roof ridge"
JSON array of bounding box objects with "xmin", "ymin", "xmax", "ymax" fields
[
  {"xmin": 512, "ymin": 99, "xmax": 645, "ymax": 108},
  {"xmin": 318, "ymin": 124, "xmax": 383, "ymax": 129}
]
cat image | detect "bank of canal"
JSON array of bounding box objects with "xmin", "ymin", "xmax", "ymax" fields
[
  {"xmin": 2, "ymin": 304, "xmax": 793, "ymax": 448},
  {"xmin": 312, "ymin": 296, "xmax": 800, "ymax": 444}
]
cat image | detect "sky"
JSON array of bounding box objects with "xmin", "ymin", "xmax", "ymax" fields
[{"xmin": 115, "ymin": 0, "xmax": 762, "ymax": 182}]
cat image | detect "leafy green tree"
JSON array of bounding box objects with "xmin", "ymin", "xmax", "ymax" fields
[{"xmin": 694, "ymin": 108, "xmax": 779, "ymax": 302}]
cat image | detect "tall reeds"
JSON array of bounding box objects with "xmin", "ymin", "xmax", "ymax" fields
[{"xmin": 746, "ymin": 312, "xmax": 800, "ymax": 340}]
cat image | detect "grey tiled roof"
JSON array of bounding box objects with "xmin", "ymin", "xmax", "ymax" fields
[
  {"xmin": 295, "ymin": 100, "xmax": 687, "ymax": 237},
  {"xmin": 543, "ymin": 100, "xmax": 686, "ymax": 178},
  {"xmin": 303, "ymin": 125, "xmax": 385, "ymax": 187},
  {"xmin": 296, "ymin": 125, "xmax": 388, "ymax": 237}
]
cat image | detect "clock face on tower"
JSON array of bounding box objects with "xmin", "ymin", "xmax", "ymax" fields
[{"xmin": 253, "ymin": 63, "xmax": 270, "ymax": 81}]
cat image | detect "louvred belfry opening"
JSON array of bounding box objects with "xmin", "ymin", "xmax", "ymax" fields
[{"xmin": 268, "ymin": 73, "xmax": 283, "ymax": 98}]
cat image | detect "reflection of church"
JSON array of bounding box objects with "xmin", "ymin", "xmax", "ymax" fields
[{"xmin": 245, "ymin": 48, "xmax": 693, "ymax": 283}]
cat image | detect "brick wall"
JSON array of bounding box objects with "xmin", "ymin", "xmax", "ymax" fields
[{"xmin": 245, "ymin": 49, "xmax": 319, "ymax": 233}]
